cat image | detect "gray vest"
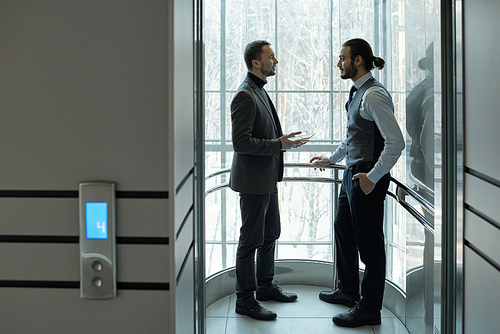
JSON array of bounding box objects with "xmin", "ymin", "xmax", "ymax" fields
[{"xmin": 345, "ymin": 78, "xmax": 388, "ymax": 167}]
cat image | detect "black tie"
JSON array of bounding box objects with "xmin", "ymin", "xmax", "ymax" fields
[{"xmin": 346, "ymin": 85, "xmax": 357, "ymax": 111}]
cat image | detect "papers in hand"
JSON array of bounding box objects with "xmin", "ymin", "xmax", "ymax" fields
[{"xmin": 291, "ymin": 133, "xmax": 315, "ymax": 142}]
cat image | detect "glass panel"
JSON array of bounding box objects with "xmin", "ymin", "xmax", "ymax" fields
[
  {"xmin": 205, "ymin": 151, "xmax": 221, "ymax": 188},
  {"xmin": 277, "ymin": 181, "xmax": 334, "ymax": 256},
  {"xmin": 205, "ymin": 93, "xmax": 221, "ymax": 141},
  {"xmin": 278, "ymin": 93, "xmax": 331, "ymax": 139},
  {"xmin": 277, "ymin": 245, "xmax": 333, "ymax": 262},
  {"xmin": 277, "ymin": 0, "xmax": 331, "ymax": 91},
  {"xmin": 404, "ymin": 0, "xmax": 441, "ymax": 332},
  {"xmin": 204, "ymin": 0, "xmax": 221, "ymax": 92},
  {"xmin": 338, "ymin": 0, "xmax": 374, "ymax": 51},
  {"xmin": 385, "ymin": 189, "xmax": 406, "ymax": 290},
  {"xmin": 205, "ymin": 244, "xmax": 223, "ymax": 277},
  {"xmin": 224, "ymin": 189, "xmax": 240, "ymax": 243},
  {"xmin": 225, "ymin": 0, "xmax": 276, "ymax": 92},
  {"xmin": 225, "ymin": 92, "xmax": 235, "ymax": 140},
  {"xmin": 205, "ymin": 190, "xmax": 223, "ymax": 243},
  {"xmin": 204, "ymin": 3, "xmax": 443, "ymax": 332}
]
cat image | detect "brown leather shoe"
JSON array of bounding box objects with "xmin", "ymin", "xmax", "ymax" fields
[
  {"xmin": 332, "ymin": 303, "xmax": 381, "ymax": 327},
  {"xmin": 319, "ymin": 288, "xmax": 360, "ymax": 307}
]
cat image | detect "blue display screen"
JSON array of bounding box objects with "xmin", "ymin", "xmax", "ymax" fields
[{"xmin": 85, "ymin": 202, "xmax": 108, "ymax": 239}]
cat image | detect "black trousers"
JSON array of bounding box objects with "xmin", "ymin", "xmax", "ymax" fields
[
  {"xmin": 235, "ymin": 189, "xmax": 281, "ymax": 300},
  {"xmin": 335, "ymin": 169, "xmax": 390, "ymax": 312}
]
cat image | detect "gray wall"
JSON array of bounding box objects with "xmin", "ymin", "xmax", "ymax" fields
[
  {"xmin": 462, "ymin": 0, "xmax": 500, "ymax": 332},
  {"xmin": 0, "ymin": 1, "xmax": 195, "ymax": 333}
]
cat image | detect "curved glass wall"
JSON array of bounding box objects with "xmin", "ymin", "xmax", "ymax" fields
[
  {"xmin": 205, "ymin": 166, "xmax": 339, "ymax": 278},
  {"xmin": 203, "ymin": 0, "xmax": 442, "ymax": 333}
]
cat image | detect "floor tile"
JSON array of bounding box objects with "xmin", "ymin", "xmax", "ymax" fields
[
  {"xmin": 206, "ymin": 295, "xmax": 231, "ymax": 317},
  {"xmin": 206, "ymin": 284, "xmax": 408, "ymax": 334},
  {"xmin": 206, "ymin": 317, "xmax": 228, "ymax": 334},
  {"xmin": 225, "ymin": 317, "xmax": 375, "ymax": 334},
  {"xmin": 373, "ymin": 317, "xmax": 409, "ymax": 334},
  {"xmin": 381, "ymin": 307, "xmax": 398, "ymax": 318}
]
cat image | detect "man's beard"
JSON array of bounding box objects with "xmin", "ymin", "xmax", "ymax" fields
[
  {"xmin": 341, "ymin": 62, "xmax": 357, "ymax": 79},
  {"xmin": 262, "ymin": 68, "xmax": 275, "ymax": 77}
]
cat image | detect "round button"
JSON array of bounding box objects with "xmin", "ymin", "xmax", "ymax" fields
[
  {"xmin": 92, "ymin": 261, "xmax": 103, "ymax": 272},
  {"xmin": 92, "ymin": 277, "xmax": 103, "ymax": 288}
]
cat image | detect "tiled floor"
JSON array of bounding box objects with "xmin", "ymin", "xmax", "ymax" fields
[{"xmin": 206, "ymin": 285, "xmax": 409, "ymax": 334}]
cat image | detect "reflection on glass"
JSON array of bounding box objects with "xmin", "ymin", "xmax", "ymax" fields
[
  {"xmin": 407, "ymin": 42, "xmax": 435, "ymax": 196},
  {"xmin": 405, "ymin": 41, "xmax": 437, "ymax": 334},
  {"xmin": 404, "ymin": 1, "xmax": 441, "ymax": 331}
]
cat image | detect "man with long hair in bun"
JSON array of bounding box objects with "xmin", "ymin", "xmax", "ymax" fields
[{"xmin": 310, "ymin": 38, "xmax": 405, "ymax": 327}]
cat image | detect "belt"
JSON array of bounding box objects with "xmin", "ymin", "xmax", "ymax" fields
[{"xmin": 347, "ymin": 162, "xmax": 375, "ymax": 172}]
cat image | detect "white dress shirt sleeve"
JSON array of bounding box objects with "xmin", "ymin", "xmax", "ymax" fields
[
  {"xmin": 328, "ymin": 140, "xmax": 347, "ymax": 164},
  {"xmin": 360, "ymin": 86, "xmax": 405, "ymax": 183}
]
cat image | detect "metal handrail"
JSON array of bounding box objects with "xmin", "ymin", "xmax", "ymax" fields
[
  {"xmin": 409, "ymin": 170, "xmax": 435, "ymax": 201},
  {"xmin": 387, "ymin": 190, "xmax": 434, "ymax": 235},
  {"xmin": 388, "ymin": 177, "xmax": 435, "ymax": 235},
  {"xmin": 205, "ymin": 162, "xmax": 343, "ymax": 180},
  {"xmin": 205, "ymin": 163, "xmax": 435, "ymax": 234},
  {"xmin": 390, "ymin": 176, "xmax": 434, "ymax": 216}
]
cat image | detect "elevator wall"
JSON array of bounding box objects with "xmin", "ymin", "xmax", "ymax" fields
[
  {"xmin": 0, "ymin": 1, "xmax": 195, "ymax": 333},
  {"xmin": 462, "ymin": 0, "xmax": 500, "ymax": 332}
]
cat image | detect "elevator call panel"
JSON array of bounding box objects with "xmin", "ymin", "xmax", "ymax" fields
[{"xmin": 79, "ymin": 182, "xmax": 117, "ymax": 299}]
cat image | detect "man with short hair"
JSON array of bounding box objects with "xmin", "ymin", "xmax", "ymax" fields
[
  {"xmin": 229, "ymin": 40, "xmax": 305, "ymax": 321},
  {"xmin": 311, "ymin": 38, "xmax": 405, "ymax": 327}
]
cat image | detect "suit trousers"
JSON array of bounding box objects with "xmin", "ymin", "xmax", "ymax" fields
[
  {"xmin": 335, "ymin": 169, "xmax": 390, "ymax": 312},
  {"xmin": 235, "ymin": 189, "xmax": 281, "ymax": 300}
]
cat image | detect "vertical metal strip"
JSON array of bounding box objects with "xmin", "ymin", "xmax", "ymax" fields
[
  {"xmin": 374, "ymin": 0, "xmax": 380, "ymax": 79},
  {"xmin": 382, "ymin": 0, "xmax": 390, "ymax": 89},
  {"xmin": 333, "ymin": 167, "xmax": 339, "ymax": 288},
  {"xmin": 330, "ymin": 0, "xmax": 335, "ymax": 288},
  {"xmin": 274, "ymin": 0, "xmax": 279, "ymax": 260},
  {"xmin": 275, "ymin": 0, "xmax": 278, "ymax": 97},
  {"xmin": 454, "ymin": 0, "xmax": 464, "ymax": 332},
  {"xmin": 441, "ymin": 0, "xmax": 460, "ymax": 332},
  {"xmin": 220, "ymin": 0, "xmax": 227, "ymax": 269},
  {"xmin": 194, "ymin": 0, "xmax": 206, "ymax": 333},
  {"xmin": 329, "ymin": 0, "xmax": 335, "ymax": 156}
]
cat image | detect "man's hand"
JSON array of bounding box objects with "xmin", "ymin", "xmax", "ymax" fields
[
  {"xmin": 352, "ymin": 173, "xmax": 375, "ymax": 195},
  {"xmin": 310, "ymin": 156, "xmax": 332, "ymax": 171},
  {"xmin": 280, "ymin": 132, "xmax": 306, "ymax": 150}
]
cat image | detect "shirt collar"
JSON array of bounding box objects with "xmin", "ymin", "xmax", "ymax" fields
[
  {"xmin": 247, "ymin": 72, "xmax": 267, "ymax": 89},
  {"xmin": 353, "ymin": 72, "xmax": 373, "ymax": 90}
]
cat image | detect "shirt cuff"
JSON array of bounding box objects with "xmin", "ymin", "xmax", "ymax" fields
[{"xmin": 366, "ymin": 170, "xmax": 382, "ymax": 184}]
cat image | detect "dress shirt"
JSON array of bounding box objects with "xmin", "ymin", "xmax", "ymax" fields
[{"xmin": 329, "ymin": 72, "xmax": 405, "ymax": 183}]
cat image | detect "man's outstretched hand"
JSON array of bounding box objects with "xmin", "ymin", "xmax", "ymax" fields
[
  {"xmin": 280, "ymin": 132, "xmax": 308, "ymax": 150},
  {"xmin": 310, "ymin": 156, "xmax": 332, "ymax": 171}
]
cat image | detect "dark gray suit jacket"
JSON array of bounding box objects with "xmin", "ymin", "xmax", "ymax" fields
[{"xmin": 229, "ymin": 75, "xmax": 284, "ymax": 195}]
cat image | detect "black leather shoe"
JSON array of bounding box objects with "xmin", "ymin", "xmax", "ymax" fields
[
  {"xmin": 235, "ymin": 298, "xmax": 277, "ymax": 321},
  {"xmin": 332, "ymin": 303, "xmax": 381, "ymax": 327},
  {"xmin": 256, "ymin": 283, "xmax": 298, "ymax": 302},
  {"xmin": 319, "ymin": 288, "xmax": 360, "ymax": 307}
]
